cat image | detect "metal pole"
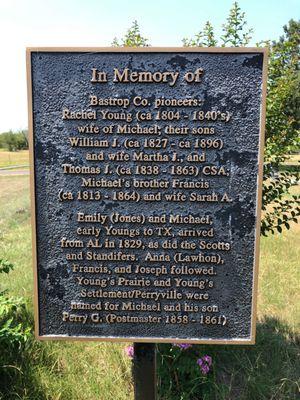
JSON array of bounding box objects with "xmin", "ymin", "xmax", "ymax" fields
[{"xmin": 133, "ymin": 343, "xmax": 157, "ymax": 400}]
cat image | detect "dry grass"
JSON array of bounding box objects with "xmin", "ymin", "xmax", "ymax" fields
[{"xmin": 0, "ymin": 149, "xmax": 29, "ymax": 168}]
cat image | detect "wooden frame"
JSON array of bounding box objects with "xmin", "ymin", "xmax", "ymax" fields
[{"xmin": 27, "ymin": 47, "xmax": 268, "ymax": 344}]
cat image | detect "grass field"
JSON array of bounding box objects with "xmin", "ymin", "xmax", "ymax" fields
[
  {"xmin": 0, "ymin": 175, "xmax": 299, "ymax": 399},
  {"xmin": 0, "ymin": 149, "xmax": 298, "ymax": 169},
  {"xmin": 0, "ymin": 149, "xmax": 29, "ymax": 168}
]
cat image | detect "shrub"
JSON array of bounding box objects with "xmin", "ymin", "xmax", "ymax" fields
[{"xmin": 0, "ymin": 259, "xmax": 32, "ymax": 349}]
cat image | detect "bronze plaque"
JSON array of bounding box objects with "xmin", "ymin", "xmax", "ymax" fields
[{"xmin": 27, "ymin": 48, "xmax": 267, "ymax": 343}]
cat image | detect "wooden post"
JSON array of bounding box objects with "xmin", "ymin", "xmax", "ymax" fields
[{"xmin": 133, "ymin": 343, "xmax": 157, "ymax": 400}]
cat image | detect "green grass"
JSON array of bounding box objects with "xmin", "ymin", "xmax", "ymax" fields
[
  {"xmin": 0, "ymin": 175, "xmax": 133, "ymax": 400},
  {"xmin": 0, "ymin": 175, "xmax": 299, "ymax": 399},
  {"xmin": 0, "ymin": 148, "xmax": 29, "ymax": 168},
  {"xmin": 259, "ymin": 222, "xmax": 300, "ymax": 328}
]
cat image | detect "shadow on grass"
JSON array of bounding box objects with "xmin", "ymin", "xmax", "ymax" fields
[
  {"xmin": 157, "ymin": 317, "xmax": 300, "ymax": 400},
  {"xmin": 1, "ymin": 316, "xmax": 298, "ymax": 400}
]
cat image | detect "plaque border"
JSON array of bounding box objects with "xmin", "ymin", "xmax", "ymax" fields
[{"xmin": 27, "ymin": 47, "xmax": 268, "ymax": 344}]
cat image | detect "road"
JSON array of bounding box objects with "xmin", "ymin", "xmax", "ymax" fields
[{"xmin": 0, "ymin": 169, "xmax": 29, "ymax": 176}]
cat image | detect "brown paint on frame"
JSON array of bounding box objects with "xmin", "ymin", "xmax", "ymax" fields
[{"xmin": 26, "ymin": 47, "xmax": 268, "ymax": 344}]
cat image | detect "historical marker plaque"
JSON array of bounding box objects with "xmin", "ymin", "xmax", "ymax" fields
[{"xmin": 27, "ymin": 48, "xmax": 267, "ymax": 343}]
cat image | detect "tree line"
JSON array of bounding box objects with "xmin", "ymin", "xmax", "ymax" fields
[{"xmin": 0, "ymin": 130, "xmax": 29, "ymax": 151}]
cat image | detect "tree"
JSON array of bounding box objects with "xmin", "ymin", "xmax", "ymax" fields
[
  {"xmin": 183, "ymin": 2, "xmax": 253, "ymax": 47},
  {"xmin": 183, "ymin": 5, "xmax": 299, "ymax": 235},
  {"xmin": 183, "ymin": 21, "xmax": 217, "ymax": 47},
  {"xmin": 112, "ymin": 20, "xmax": 150, "ymax": 47},
  {"xmin": 220, "ymin": 1, "xmax": 253, "ymax": 46},
  {"xmin": 260, "ymin": 19, "xmax": 300, "ymax": 235},
  {"xmin": 110, "ymin": 5, "xmax": 300, "ymax": 235},
  {"xmin": 0, "ymin": 130, "xmax": 28, "ymax": 151}
]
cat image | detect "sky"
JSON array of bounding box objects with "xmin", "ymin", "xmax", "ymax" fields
[{"xmin": 0, "ymin": 0, "xmax": 299, "ymax": 132}]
